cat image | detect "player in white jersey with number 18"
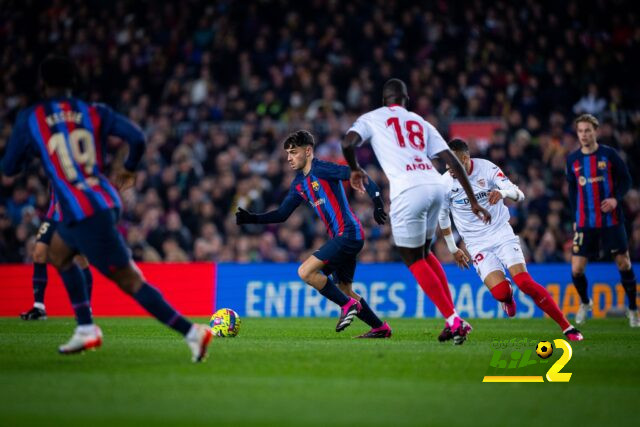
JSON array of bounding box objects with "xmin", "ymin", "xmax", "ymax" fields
[
  {"xmin": 341, "ymin": 79, "xmax": 491, "ymax": 344},
  {"xmin": 438, "ymin": 139, "xmax": 583, "ymax": 341}
]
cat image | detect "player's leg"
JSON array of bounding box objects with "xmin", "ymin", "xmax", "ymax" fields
[
  {"xmin": 613, "ymin": 251, "xmax": 638, "ymax": 327},
  {"xmin": 392, "ymin": 187, "xmax": 465, "ymax": 343},
  {"xmin": 334, "ymin": 245, "xmax": 391, "ymax": 338},
  {"xmin": 70, "ymin": 209, "xmax": 212, "ymax": 361},
  {"xmin": 423, "ymin": 243, "xmax": 454, "ymax": 306},
  {"xmin": 509, "ymin": 263, "xmax": 583, "ymax": 340},
  {"xmin": 73, "ymin": 254, "xmax": 93, "ymax": 301},
  {"xmin": 605, "ymin": 224, "xmax": 638, "ymax": 327},
  {"xmin": 21, "ymin": 240, "xmax": 49, "ymax": 320},
  {"xmin": 298, "ymin": 241, "xmax": 360, "ymax": 332},
  {"xmin": 48, "ymin": 231, "xmax": 102, "ymax": 353},
  {"xmin": 571, "ymin": 228, "xmax": 595, "ymax": 324},
  {"xmin": 483, "ymin": 269, "xmax": 516, "ymax": 318}
]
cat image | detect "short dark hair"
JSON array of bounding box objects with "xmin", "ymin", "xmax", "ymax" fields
[
  {"xmin": 449, "ymin": 138, "xmax": 469, "ymax": 153},
  {"xmin": 39, "ymin": 55, "xmax": 77, "ymax": 89},
  {"xmin": 283, "ymin": 130, "xmax": 315, "ymax": 149},
  {"xmin": 382, "ymin": 78, "xmax": 408, "ymax": 102}
]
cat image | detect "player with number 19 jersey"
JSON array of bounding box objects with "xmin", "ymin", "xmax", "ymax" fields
[{"xmin": 2, "ymin": 98, "xmax": 144, "ymax": 224}]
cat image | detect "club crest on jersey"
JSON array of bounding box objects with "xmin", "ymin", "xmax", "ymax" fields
[
  {"xmin": 578, "ymin": 176, "xmax": 587, "ymax": 186},
  {"xmin": 477, "ymin": 178, "xmax": 486, "ymax": 187},
  {"xmin": 598, "ymin": 161, "xmax": 607, "ymax": 170},
  {"xmin": 311, "ymin": 181, "xmax": 320, "ymax": 192}
]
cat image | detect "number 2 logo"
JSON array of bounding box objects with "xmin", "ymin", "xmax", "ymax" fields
[{"xmin": 386, "ymin": 117, "xmax": 425, "ymax": 150}]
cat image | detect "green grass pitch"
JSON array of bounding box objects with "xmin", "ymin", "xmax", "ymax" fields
[{"xmin": 0, "ymin": 317, "xmax": 637, "ymax": 426}]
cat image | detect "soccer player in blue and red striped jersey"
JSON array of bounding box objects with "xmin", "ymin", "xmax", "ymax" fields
[
  {"xmin": 2, "ymin": 56, "xmax": 212, "ymax": 360},
  {"xmin": 236, "ymin": 130, "xmax": 392, "ymax": 337},
  {"xmin": 567, "ymin": 114, "xmax": 638, "ymax": 327},
  {"xmin": 20, "ymin": 190, "xmax": 93, "ymax": 321}
]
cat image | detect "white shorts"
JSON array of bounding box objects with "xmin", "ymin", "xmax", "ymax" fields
[
  {"xmin": 465, "ymin": 228, "xmax": 526, "ymax": 282},
  {"xmin": 390, "ymin": 184, "xmax": 445, "ymax": 248}
]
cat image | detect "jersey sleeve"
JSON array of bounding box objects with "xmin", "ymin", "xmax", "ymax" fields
[
  {"xmin": 424, "ymin": 120, "xmax": 449, "ymax": 159},
  {"xmin": 253, "ymin": 186, "xmax": 303, "ymax": 224},
  {"xmin": 566, "ymin": 157, "xmax": 577, "ymax": 214},
  {"xmin": 312, "ymin": 160, "xmax": 351, "ymax": 181},
  {"xmin": 1, "ymin": 110, "xmax": 34, "ymax": 177},
  {"xmin": 486, "ymin": 161, "xmax": 524, "ymax": 201},
  {"xmin": 347, "ymin": 114, "xmax": 372, "ymax": 145},
  {"xmin": 96, "ymin": 104, "xmax": 146, "ymax": 171},
  {"xmin": 609, "ymin": 148, "xmax": 632, "ymax": 201}
]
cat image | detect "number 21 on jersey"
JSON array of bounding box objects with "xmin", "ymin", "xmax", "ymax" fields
[{"xmin": 386, "ymin": 117, "xmax": 425, "ymax": 150}]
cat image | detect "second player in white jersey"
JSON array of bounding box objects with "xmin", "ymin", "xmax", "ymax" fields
[
  {"xmin": 439, "ymin": 157, "xmax": 524, "ymax": 245},
  {"xmin": 437, "ymin": 139, "xmax": 583, "ymax": 341}
]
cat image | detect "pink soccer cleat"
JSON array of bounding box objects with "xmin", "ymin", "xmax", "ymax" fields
[
  {"xmin": 336, "ymin": 298, "xmax": 361, "ymax": 332},
  {"xmin": 357, "ymin": 322, "xmax": 392, "ymax": 338},
  {"xmin": 564, "ymin": 327, "xmax": 584, "ymax": 341},
  {"xmin": 501, "ymin": 299, "xmax": 517, "ymax": 318}
]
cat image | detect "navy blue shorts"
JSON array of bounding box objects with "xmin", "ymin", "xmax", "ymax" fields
[
  {"xmin": 573, "ymin": 225, "xmax": 629, "ymax": 259},
  {"xmin": 36, "ymin": 219, "xmax": 57, "ymax": 245},
  {"xmin": 314, "ymin": 236, "xmax": 364, "ymax": 284},
  {"xmin": 56, "ymin": 209, "xmax": 130, "ymax": 275}
]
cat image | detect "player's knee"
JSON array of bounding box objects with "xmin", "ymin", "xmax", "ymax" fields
[
  {"xmin": 112, "ymin": 268, "xmax": 144, "ymax": 295},
  {"xmin": 571, "ymin": 264, "xmax": 586, "ymax": 276},
  {"xmin": 33, "ymin": 249, "xmax": 48, "ymax": 264},
  {"xmin": 297, "ymin": 264, "xmax": 312, "ymax": 283},
  {"xmin": 615, "ymin": 255, "xmax": 631, "ymax": 271}
]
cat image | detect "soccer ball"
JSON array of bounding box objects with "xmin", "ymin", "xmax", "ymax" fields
[
  {"xmin": 210, "ymin": 308, "xmax": 241, "ymax": 337},
  {"xmin": 535, "ymin": 341, "xmax": 553, "ymax": 359}
]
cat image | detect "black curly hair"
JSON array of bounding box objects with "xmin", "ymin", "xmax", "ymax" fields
[{"xmin": 283, "ymin": 130, "xmax": 315, "ymax": 149}]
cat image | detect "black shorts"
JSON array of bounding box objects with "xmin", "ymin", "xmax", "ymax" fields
[
  {"xmin": 36, "ymin": 220, "xmax": 57, "ymax": 245},
  {"xmin": 572, "ymin": 225, "xmax": 628, "ymax": 259},
  {"xmin": 314, "ymin": 236, "xmax": 364, "ymax": 284}
]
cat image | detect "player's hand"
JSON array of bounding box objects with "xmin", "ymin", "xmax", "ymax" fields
[
  {"xmin": 372, "ymin": 197, "xmax": 387, "ymax": 225},
  {"xmin": 601, "ymin": 198, "xmax": 617, "ymax": 213},
  {"xmin": 115, "ymin": 170, "xmax": 136, "ymax": 191},
  {"xmin": 349, "ymin": 168, "xmax": 367, "ymax": 194},
  {"xmin": 236, "ymin": 207, "xmax": 256, "ymax": 225},
  {"xmin": 453, "ymin": 249, "xmax": 470, "ymax": 269},
  {"xmin": 488, "ymin": 190, "xmax": 503, "ymax": 205},
  {"xmin": 471, "ymin": 202, "xmax": 492, "ymax": 224}
]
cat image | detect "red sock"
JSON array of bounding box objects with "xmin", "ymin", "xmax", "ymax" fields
[
  {"xmin": 425, "ymin": 253, "xmax": 454, "ymax": 305},
  {"xmin": 409, "ymin": 259, "xmax": 455, "ymax": 318},
  {"xmin": 513, "ymin": 272, "xmax": 570, "ymax": 331},
  {"xmin": 490, "ymin": 280, "xmax": 513, "ymax": 302}
]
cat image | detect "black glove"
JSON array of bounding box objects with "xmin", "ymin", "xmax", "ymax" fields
[
  {"xmin": 372, "ymin": 197, "xmax": 387, "ymax": 225},
  {"xmin": 236, "ymin": 207, "xmax": 257, "ymax": 225}
]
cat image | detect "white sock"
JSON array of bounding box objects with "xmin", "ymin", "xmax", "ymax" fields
[
  {"xmin": 33, "ymin": 302, "xmax": 45, "ymax": 310},
  {"xmin": 446, "ymin": 313, "xmax": 458, "ymax": 327},
  {"xmin": 77, "ymin": 324, "xmax": 95, "ymax": 334},
  {"xmin": 563, "ymin": 325, "xmax": 574, "ymax": 334},
  {"xmin": 185, "ymin": 324, "xmax": 199, "ymax": 340}
]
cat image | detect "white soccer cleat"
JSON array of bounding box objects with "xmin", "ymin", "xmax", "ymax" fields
[
  {"xmin": 575, "ymin": 301, "xmax": 592, "ymax": 325},
  {"xmin": 628, "ymin": 309, "xmax": 639, "ymax": 328},
  {"xmin": 186, "ymin": 324, "xmax": 213, "ymax": 362},
  {"xmin": 58, "ymin": 325, "xmax": 103, "ymax": 354}
]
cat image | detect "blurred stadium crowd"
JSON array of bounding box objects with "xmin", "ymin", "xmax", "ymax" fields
[{"xmin": 1, "ymin": 0, "xmax": 639, "ymax": 264}]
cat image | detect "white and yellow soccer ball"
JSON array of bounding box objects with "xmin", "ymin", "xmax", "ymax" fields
[
  {"xmin": 535, "ymin": 341, "xmax": 553, "ymax": 359},
  {"xmin": 210, "ymin": 308, "xmax": 241, "ymax": 337}
]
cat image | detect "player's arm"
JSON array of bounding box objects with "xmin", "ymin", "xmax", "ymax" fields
[
  {"xmin": 1, "ymin": 111, "xmax": 32, "ymax": 178},
  {"xmin": 566, "ymin": 159, "xmax": 578, "ymax": 223},
  {"xmin": 438, "ymin": 199, "xmax": 469, "ymax": 269},
  {"xmin": 341, "ymin": 119, "xmax": 370, "ymax": 193},
  {"xmin": 99, "ymin": 104, "xmax": 146, "ymax": 190},
  {"xmin": 362, "ymin": 172, "xmax": 387, "ymax": 225},
  {"xmin": 602, "ymin": 150, "xmax": 632, "ymax": 213},
  {"xmin": 236, "ymin": 191, "xmax": 302, "ymax": 225},
  {"xmin": 487, "ymin": 166, "xmax": 525, "ymax": 205},
  {"xmin": 438, "ymin": 149, "xmax": 491, "ymax": 224}
]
